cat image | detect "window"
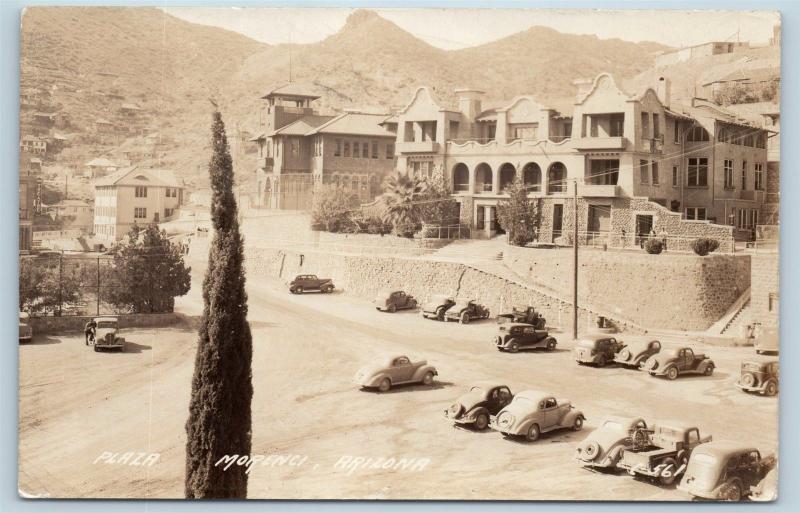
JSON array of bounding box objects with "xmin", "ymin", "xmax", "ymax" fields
[
  {"xmin": 134, "ymin": 207, "xmax": 147, "ymax": 219},
  {"xmin": 685, "ymin": 207, "xmax": 707, "ymax": 220},
  {"xmin": 135, "ymin": 186, "xmax": 147, "ymax": 198},
  {"xmin": 371, "ymin": 141, "xmax": 378, "ymax": 159},
  {"xmin": 640, "ymin": 112, "xmax": 650, "ymax": 139},
  {"xmin": 165, "ymin": 208, "xmax": 174, "ymax": 218},
  {"xmin": 672, "ymin": 165, "xmax": 679, "ymax": 187},
  {"xmin": 449, "ymin": 120, "xmax": 460, "ymax": 140},
  {"xmin": 639, "ymin": 160, "xmax": 649, "ymax": 184},
  {"xmin": 743, "ymin": 134, "xmax": 754, "ymax": 147},
  {"xmin": 737, "ymin": 209, "xmax": 747, "ymax": 229},
  {"xmin": 768, "ymin": 293, "xmax": 778, "ymax": 312},
  {"xmin": 386, "ymin": 143, "xmax": 394, "ymax": 159},
  {"xmin": 673, "ymin": 120, "xmax": 681, "ymax": 143},
  {"xmin": 687, "ymin": 126, "xmax": 709, "ymax": 142},
  {"xmin": 362, "ymin": 141, "xmax": 369, "ymax": 158},
  {"xmin": 511, "ymin": 124, "xmax": 538, "ymax": 140},
  {"xmin": 755, "ymin": 163, "xmax": 764, "ymax": 190},
  {"xmin": 651, "ymin": 161, "xmax": 659, "ymax": 185},
  {"xmin": 334, "ymin": 139, "xmax": 341, "ymax": 157},
  {"xmin": 352, "ymin": 141, "xmax": 359, "ymax": 158},
  {"xmin": 609, "ymin": 114, "xmax": 624, "ymax": 137},
  {"xmin": 687, "ymin": 157, "xmax": 708, "ymax": 187},
  {"xmin": 290, "ymin": 139, "xmax": 299, "ymax": 156},
  {"xmin": 653, "ymin": 113, "xmax": 660, "ymax": 138},
  {"xmin": 724, "ymin": 159, "xmax": 734, "ymax": 189},
  {"xmin": 343, "ymin": 141, "xmax": 350, "ymax": 157},
  {"xmin": 756, "ymin": 133, "xmax": 767, "ymax": 149},
  {"xmin": 741, "ymin": 160, "xmax": 748, "ymax": 190},
  {"xmin": 410, "ymin": 160, "xmax": 433, "ymax": 179}
]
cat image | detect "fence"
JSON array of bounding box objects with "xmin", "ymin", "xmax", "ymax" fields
[
  {"xmin": 550, "ymin": 230, "xmax": 737, "ymax": 253},
  {"xmin": 19, "ymin": 252, "xmax": 182, "ymax": 317}
]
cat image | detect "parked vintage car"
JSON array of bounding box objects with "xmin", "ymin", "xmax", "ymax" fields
[
  {"xmin": 494, "ymin": 323, "xmax": 557, "ymax": 352},
  {"xmin": 576, "ymin": 416, "xmax": 650, "ymax": 469},
  {"xmin": 753, "ymin": 325, "xmax": 778, "ymax": 355},
  {"xmin": 444, "ymin": 298, "xmax": 490, "ymax": 324},
  {"xmin": 289, "ymin": 274, "xmax": 334, "ymax": 294},
  {"xmin": 497, "ymin": 306, "xmax": 546, "ymax": 329},
  {"xmin": 443, "ymin": 381, "xmax": 513, "ymax": 431},
  {"xmin": 614, "ymin": 338, "xmax": 662, "ymax": 368},
  {"xmin": 750, "ymin": 467, "xmax": 778, "ymax": 502},
  {"xmin": 573, "ymin": 334, "xmax": 623, "ymax": 366},
  {"xmin": 736, "ymin": 360, "xmax": 779, "ymax": 396},
  {"xmin": 644, "ymin": 347, "xmax": 715, "ymax": 380},
  {"xmin": 354, "ymin": 355, "xmax": 437, "ymax": 392},
  {"xmin": 490, "ymin": 390, "xmax": 584, "ymax": 442},
  {"xmin": 92, "ymin": 316, "xmax": 125, "ymax": 352},
  {"xmin": 19, "ymin": 312, "xmax": 33, "ymax": 343},
  {"xmin": 374, "ymin": 289, "xmax": 417, "ymax": 312},
  {"xmin": 618, "ymin": 423, "xmax": 712, "ymax": 486},
  {"xmin": 678, "ymin": 442, "xmax": 773, "ymax": 501},
  {"xmin": 421, "ymin": 294, "xmax": 456, "ymax": 321}
]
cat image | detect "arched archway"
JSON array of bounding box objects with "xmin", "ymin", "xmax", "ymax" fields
[
  {"xmin": 474, "ymin": 163, "xmax": 493, "ymax": 194},
  {"xmin": 499, "ymin": 163, "xmax": 516, "ymax": 192},
  {"xmin": 452, "ymin": 163, "xmax": 469, "ymax": 192},
  {"xmin": 523, "ymin": 163, "xmax": 542, "ymax": 192},
  {"xmin": 547, "ymin": 162, "xmax": 567, "ymax": 194}
]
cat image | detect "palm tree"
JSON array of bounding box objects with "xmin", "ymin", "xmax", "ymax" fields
[{"xmin": 380, "ymin": 170, "xmax": 428, "ymax": 237}]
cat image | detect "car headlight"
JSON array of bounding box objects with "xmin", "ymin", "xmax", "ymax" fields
[
  {"xmin": 497, "ymin": 412, "xmax": 515, "ymax": 428},
  {"xmin": 448, "ymin": 403, "xmax": 463, "ymax": 419},
  {"xmin": 648, "ymin": 359, "xmax": 658, "ymax": 370}
]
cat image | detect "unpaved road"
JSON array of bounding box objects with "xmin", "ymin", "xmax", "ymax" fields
[{"xmin": 19, "ymin": 263, "xmax": 778, "ymax": 500}]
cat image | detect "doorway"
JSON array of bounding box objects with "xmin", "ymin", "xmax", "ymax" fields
[
  {"xmin": 635, "ymin": 214, "xmax": 654, "ymax": 247},
  {"xmin": 552, "ymin": 204, "xmax": 564, "ymax": 241}
]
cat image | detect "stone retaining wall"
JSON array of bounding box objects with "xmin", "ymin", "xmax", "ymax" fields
[
  {"xmin": 503, "ymin": 245, "xmax": 750, "ymax": 331},
  {"xmin": 30, "ymin": 313, "xmax": 181, "ymax": 334}
]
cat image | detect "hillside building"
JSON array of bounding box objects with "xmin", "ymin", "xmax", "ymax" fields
[
  {"xmin": 93, "ymin": 166, "xmax": 184, "ymax": 241},
  {"xmin": 19, "ymin": 171, "xmax": 35, "ymax": 253},
  {"xmin": 50, "ymin": 199, "xmax": 95, "ymax": 234},
  {"xmin": 20, "ymin": 135, "xmax": 47, "ymax": 155},
  {"xmin": 393, "ymin": 74, "xmax": 771, "ymax": 247},
  {"xmin": 655, "ymin": 41, "xmax": 750, "ymax": 68},
  {"xmin": 252, "ymin": 84, "xmax": 396, "ymax": 210}
]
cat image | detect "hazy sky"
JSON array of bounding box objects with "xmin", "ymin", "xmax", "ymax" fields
[{"xmin": 162, "ymin": 7, "xmax": 779, "ymax": 50}]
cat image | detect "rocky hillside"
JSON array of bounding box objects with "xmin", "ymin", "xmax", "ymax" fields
[{"xmin": 20, "ymin": 7, "xmax": 669, "ymax": 193}]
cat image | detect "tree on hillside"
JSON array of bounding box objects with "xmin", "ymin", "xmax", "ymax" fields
[
  {"xmin": 496, "ymin": 175, "xmax": 540, "ymax": 246},
  {"xmin": 310, "ymin": 184, "xmax": 358, "ymax": 232},
  {"xmin": 105, "ymin": 223, "xmax": 191, "ymax": 313},
  {"xmin": 381, "ymin": 170, "xmax": 428, "ymax": 237},
  {"xmin": 185, "ymin": 109, "xmax": 253, "ymax": 499}
]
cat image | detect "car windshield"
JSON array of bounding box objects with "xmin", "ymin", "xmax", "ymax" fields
[
  {"xmin": 577, "ymin": 339, "xmax": 598, "ymax": 348},
  {"xmin": 431, "ymin": 295, "xmax": 451, "ymax": 303},
  {"xmin": 602, "ymin": 420, "xmax": 624, "ymax": 430},
  {"xmin": 469, "ymin": 385, "xmax": 485, "ymax": 393},
  {"xmin": 97, "ymin": 321, "xmax": 117, "ymax": 329},
  {"xmin": 686, "ymin": 453, "xmax": 721, "ymax": 485},
  {"xmin": 511, "ymin": 396, "xmax": 536, "ymax": 408}
]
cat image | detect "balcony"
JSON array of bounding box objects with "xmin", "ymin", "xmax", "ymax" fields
[
  {"xmin": 574, "ymin": 136, "xmax": 626, "ymax": 150},
  {"xmin": 578, "ymin": 184, "xmax": 622, "ymax": 197},
  {"xmin": 396, "ymin": 140, "xmax": 440, "ymax": 154}
]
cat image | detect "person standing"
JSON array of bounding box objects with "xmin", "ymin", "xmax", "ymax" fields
[{"xmin": 84, "ymin": 318, "xmax": 97, "ymax": 345}]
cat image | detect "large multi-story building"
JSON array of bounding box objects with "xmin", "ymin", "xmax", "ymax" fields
[
  {"xmin": 394, "ymin": 74, "xmax": 771, "ymax": 247},
  {"xmin": 252, "ymin": 84, "xmax": 396, "ymax": 210},
  {"xmin": 93, "ymin": 166, "xmax": 184, "ymax": 241}
]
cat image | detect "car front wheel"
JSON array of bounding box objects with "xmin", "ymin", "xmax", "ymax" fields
[
  {"xmin": 573, "ymin": 417, "xmax": 583, "ymax": 431},
  {"xmin": 378, "ymin": 378, "xmax": 391, "ymax": 393},
  {"xmin": 509, "ymin": 341, "xmax": 520, "ymax": 353},
  {"xmin": 422, "ymin": 372, "xmax": 434, "ymax": 386},
  {"xmin": 722, "ymin": 480, "xmax": 742, "ymax": 501},
  {"xmin": 703, "ymin": 363, "xmax": 714, "ymax": 376},
  {"xmin": 436, "ymin": 308, "xmax": 446, "ymax": 321},
  {"xmin": 765, "ymin": 380, "xmax": 778, "ymax": 396},
  {"xmin": 474, "ymin": 413, "xmax": 489, "ymax": 431},
  {"xmin": 460, "ymin": 312, "xmax": 470, "ymax": 324},
  {"xmin": 296, "ymin": 286, "xmax": 304, "ymax": 294}
]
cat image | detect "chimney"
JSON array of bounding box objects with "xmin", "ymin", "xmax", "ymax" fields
[
  {"xmin": 454, "ymin": 88, "xmax": 484, "ymax": 120},
  {"xmin": 656, "ymin": 76, "xmax": 671, "ymax": 108},
  {"xmin": 572, "ymin": 78, "xmax": 594, "ymax": 101}
]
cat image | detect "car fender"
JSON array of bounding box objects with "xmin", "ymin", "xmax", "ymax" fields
[
  {"xmin": 466, "ymin": 405, "xmax": 489, "ymax": 422},
  {"xmin": 411, "ymin": 365, "xmax": 437, "ymax": 382},
  {"xmin": 364, "ymin": 373, "xmax": 391, "ymax": 388},
  {"xmin": 699, "ymin": 359, "xmax": 715, "ymax": 372},
  {"xmin": 562, "ymin": 409, "xmax": 585, "ymax": 427},
  {"xmin": 515, "ymin": 415, "xmax": 542, "ymax": 436}
]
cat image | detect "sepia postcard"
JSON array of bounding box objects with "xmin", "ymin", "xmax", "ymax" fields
[{"xmin": 18, "ymin": 6, "xmax": 780, "ymax": 501}]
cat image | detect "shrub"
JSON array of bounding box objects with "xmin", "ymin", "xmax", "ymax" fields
[
  {"xmin": 311, "ymin": 185, "xmax": 358, "ymax": 233},
  {"xmin": 692, "ymin": 237, "xmax": 720, "ymax": 256},
  {"xmin": 644, "ymin": 238, "xmax": 664, "ymax": 254}
]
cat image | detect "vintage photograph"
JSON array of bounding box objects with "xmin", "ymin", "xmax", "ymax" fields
[{"xmin": 17, "ymin": 6, "xmax": 780, "ymax": 500}]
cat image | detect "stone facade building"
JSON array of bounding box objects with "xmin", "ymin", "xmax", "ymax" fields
[
  {"xmin": 252, "ymin": 84, "xmax": 396, "ymax": 210},
  {"xmin": 393, "ymin": 74, "xmax": 771, "ymax": 248}
]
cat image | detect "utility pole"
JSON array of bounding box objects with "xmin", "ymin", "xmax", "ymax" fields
[
  {"xmin": 572, "ymin": 180, "xmax": 579, "ymax": 340},
  {"xmin": 96, "ymin": 255, "xmax": 101, "ymax": 316},
  {"xmin": 57, "ymin": 250, "xmax": 64, "ymax": 317}
]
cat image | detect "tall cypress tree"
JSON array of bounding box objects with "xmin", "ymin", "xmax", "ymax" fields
[{"xmin": 185, "ymin": 109, "xmax": 253, "ymax": 498}]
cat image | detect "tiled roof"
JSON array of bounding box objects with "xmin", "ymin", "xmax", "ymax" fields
[
  {"xmin": 261, "ymin": 82, "xmax": 320, "ymax": 100},
  {"xmin": 272, "ymin": 115, "xmax": 336, "ymax": 136},
  {"xmin": 94, "ymin": 166, "xmax": 183, "ymax": 188},
  {"xmin": 86, "ymin": 157, "xmax": 118, "ymax": 167},
  {"xmin": 307, "ymin": 112, "xmax": 394, "ymax": 137}
]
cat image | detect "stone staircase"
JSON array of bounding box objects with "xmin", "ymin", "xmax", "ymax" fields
[
  {"xmin": 720, "ymin": 299, "xmax": 752, "ymax": 336},
  {"xmin": 424, "ymin": 238, "xmax": 505, "ymax": 263}
]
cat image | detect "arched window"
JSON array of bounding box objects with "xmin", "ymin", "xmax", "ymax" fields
[
  {"xmin": 718, "ymin": 127, "xmax": 732, "ymax": 144},
  {"xmin": 547, "ymin": 162, "xmax": 567, "ymax": 194},
  {"xmin": 452, "ymin": 163, "xmax": 469, "ymax": 192},
  {"xmin": 474, "ymin": 163, "xmax": 493, "ymax": 194},
  {"xmin": 523, "ymin": 163, "xmax": 541, "ymax": 192},
  {"xmin": 687, "ymin": 126, "xmax": 710, "ymax": 142},
  {"xmin": 499, "ymin": 163, "xmax": 516, "ymax": 192}
]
